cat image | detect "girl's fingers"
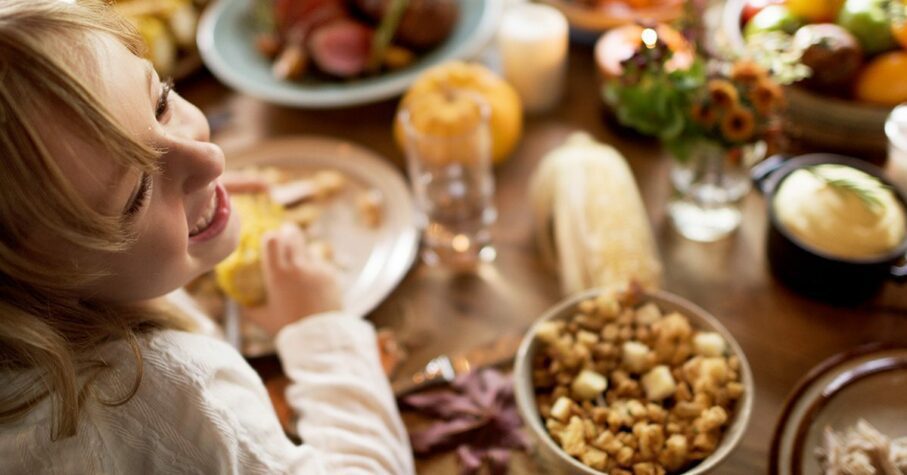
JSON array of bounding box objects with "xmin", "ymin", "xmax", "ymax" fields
[
  {"xmin": 262, "ymin": 230, "xmax": 281, "ymax": 273},
  {"xmin": 221, "ymin": 172, "xmax": 269, "ymax": 193}
]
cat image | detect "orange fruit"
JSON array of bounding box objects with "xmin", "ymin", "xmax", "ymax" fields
[
  {"xmin": 854, "ymin": 51, "xmax": 907, "ymax": 105},
  {"xmin": 894, "ymin": 21, "xmax": 907, "ymax": 50},
  {"xmin": 786, "ymin": 0, "xmax": 844, "ymax": 22}
]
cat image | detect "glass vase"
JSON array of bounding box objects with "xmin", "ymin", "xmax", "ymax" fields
[{"xmin": 668, "ymin": 140, "xmax": 766, "ymax": 242}]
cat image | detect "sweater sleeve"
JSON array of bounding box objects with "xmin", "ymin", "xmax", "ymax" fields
[
  {"xmin": 275, "ymin": 313, "xmax": 415, "ymax": 475},
  {"xmin": 85, "ymin": 317, "xmax": 414, "ymax": 475}
]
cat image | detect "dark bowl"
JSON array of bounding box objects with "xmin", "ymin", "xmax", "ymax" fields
[{"xmin": 752, "ymin": 153, "xmax": 907, "ymax": 304}]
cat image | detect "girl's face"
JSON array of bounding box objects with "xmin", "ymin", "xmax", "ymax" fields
[{"xmin": 51, "ymin": 33, "xmax": 239, "ymax": 303}]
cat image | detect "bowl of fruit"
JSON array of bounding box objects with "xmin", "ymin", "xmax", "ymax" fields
[{"xmin": 723, "ymin": 0, "xmax": 907, "ymax": 157}]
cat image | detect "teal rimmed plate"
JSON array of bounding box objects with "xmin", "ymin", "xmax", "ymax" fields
[{"xmin": 197, "ymin": 0, "xmax": 503, "ymax": 108}]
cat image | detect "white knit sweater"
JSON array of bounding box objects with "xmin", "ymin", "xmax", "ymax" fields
[{"xmin": 0, "ymin": 312, "xmax": 415, "ymax": 474}]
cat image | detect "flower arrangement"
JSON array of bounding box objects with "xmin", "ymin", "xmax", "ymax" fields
[{"xmin": 602, "ymin": 26, "xmax": 787, "ymax": 162}]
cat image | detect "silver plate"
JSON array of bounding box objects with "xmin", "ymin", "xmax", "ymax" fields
[{"xmin": 217, "ymin": 136, "xmax": 418, "ymax": 357}]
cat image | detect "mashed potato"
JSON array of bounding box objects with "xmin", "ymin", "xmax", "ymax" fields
[{"xmin": 774, "ymin": 165, "xmax": 905, "ymax": 259}]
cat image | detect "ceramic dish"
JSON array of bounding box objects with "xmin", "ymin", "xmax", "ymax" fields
[
  {"xmin": 191, "ymin": 136, "xmax": 418, "ymax": 356},
  {"xmin": 539, "ymin": 0, "xmax": 683, "ymax": 43},
  {"xmin": 771, "ymin": 346, "xmax": 907, "ymax": 475},
  {"xmin": 751, "ymin": 153, "xmax": 907, "ymax": 303},
  {"xmin": 196, "ymin": 0, "xmax": 503, "ymax": 108},
  {"xmin": 721, "ymin": 0, "xmax": 893, "ymax": 158},
  {"xmin": 513, "ymin": 288, "xmax": 754, "ymax": 474}
]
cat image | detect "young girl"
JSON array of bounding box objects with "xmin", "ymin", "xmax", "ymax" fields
[{"xmin": 0, "ymin": 1, "xmax": 414, "ymax": 473}]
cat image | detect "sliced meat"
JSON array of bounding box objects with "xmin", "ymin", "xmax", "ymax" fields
[
  {"xmin": 307, "ymin": 19, "xmax": 374, "ymax": 78},
  {"xmin": 273, "ymin": 0, "xmax": 347, "ymax": 37}
]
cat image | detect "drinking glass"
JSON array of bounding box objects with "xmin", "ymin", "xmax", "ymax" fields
[
  {"xmin": 886, "ymin": 104, "xmax": 907, "ymax": 189},
  {"xmin": 398, "ymin": 91, "xmax": 497, "ymax": 269},
  {"xmin": 668, "ymin": 140, "xmax": 765, "ymax": 242}
]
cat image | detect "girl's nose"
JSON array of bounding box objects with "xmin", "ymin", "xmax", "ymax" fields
[
  {"xmin": 162, "ymin": 95, "xmax": 224, "ymax": 193},
  {"xmin": 177, "ymin": 141, "xmax": 225, "ymax": 194}
]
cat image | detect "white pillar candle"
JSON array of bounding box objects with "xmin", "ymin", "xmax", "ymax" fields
[{"xmin": 497, "ymin": 4, "xmax": 569, "ymax": 114}]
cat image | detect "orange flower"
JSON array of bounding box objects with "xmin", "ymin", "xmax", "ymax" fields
[
  {"xmin": 708, "ymin": 79, "xmax": 739, "ymax": 110},
  {"xmin": 691, "ymin": 101, "xmax": 718, "ymax": 127},
  {"xmin": 730, "ymin": 60, "xmax": 767, "ymax": 86},
  {"xmin": 749, "ymin": 77, "xmax": 784, "ymax": 115},
  {"xmin": 720, "ymin": 106, "xmax": 756, "ymax": 143}
]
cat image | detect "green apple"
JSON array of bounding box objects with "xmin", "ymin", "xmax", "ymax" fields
[
  {"xmin": 837, "ymin": 0, "xmax": 896, "ymax": 54},
  {"xmin": 744, "ymin": 5, "xmax": 803, "ymax": 38}
]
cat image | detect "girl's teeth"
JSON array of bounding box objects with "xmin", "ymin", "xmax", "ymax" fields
[{"xmin": 190, "ymin": 193, "xmax": 219, "ymax": 237}]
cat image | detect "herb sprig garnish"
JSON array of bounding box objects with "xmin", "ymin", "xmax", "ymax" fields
[{"xmin": 807, "ymin": 167, "xmax": 889, "ymax": 212}]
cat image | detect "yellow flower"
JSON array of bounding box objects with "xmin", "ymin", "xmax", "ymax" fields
[
  {"xmin": 720, "ymin": 106, "xmax": 756, "ymax": 143},
  {"xmin": 708, "ymin": 79, "xmax": 739, "ymax": 110},
  {"xmin": 691, "ymin": 101, "xmax": 718, "ymax": 127},
  {"xmin": 730, "ymin": 60, "xmax": 767, "ymax": 86},
  {"xmin": 749, "ymin": 77, "xmax": 784, "ymax": 116}
]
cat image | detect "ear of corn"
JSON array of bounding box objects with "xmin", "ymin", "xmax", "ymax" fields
[
  {"xmin": 214, "ymin": 194, "xmax": 285, "ymax": 307},
  {"xmin": 529, "ymin": 132, "xmax": 662, "ymax": 295}
]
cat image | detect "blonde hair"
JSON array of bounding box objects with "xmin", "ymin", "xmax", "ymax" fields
[{"xmin": 0, "ymin": 0, "xmax": 188, "ymax": 440}]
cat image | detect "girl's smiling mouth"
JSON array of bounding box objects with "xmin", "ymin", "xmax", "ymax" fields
[{"xmin": 189, "ymin": 183, "xmax": 231, "ymax": 242}]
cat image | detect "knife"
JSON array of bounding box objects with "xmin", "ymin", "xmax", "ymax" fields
[{"xmin": 392, "ymin": 331, "xmax": 525, "ymax": 398}]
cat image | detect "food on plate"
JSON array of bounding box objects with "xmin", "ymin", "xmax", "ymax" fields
[
  {"xmin": 792, "ymin": 24, "xmax": 863, "ymax": 92},
  {"xmin": 817, "ymin": 419, "xmax": 907, "ymax": 474},
  {"xmin": 773, "ymin": 164, "xmax": 905, "ymax": 259},
  {"xmin": 394, "ymin": 61, "xmax": 523, "ymax": 165},
  {"xmin": 739, "ymin": 0, "xmax": 906, "ymax": 104},
  {"xmin": 352, "ymin": 0, "xmax": 459, "ymax": 50},
  {"xmin": 114, "ymin": 0, "xmax": 207, "ymax": 77},
  {"xmin": 250, "ymin": 0, "xmax": 459, "ymax": 81},
  {"xmin": 356, "ymin": 189, "xmax": 384, "ymax": 228},
  {"xmin": 531, "ymin": 288, "xmax": 744, "ymax": 473},
  {"xmin": 215, "ymin": 194, "xmax": 285, "ymax": 306},
  {"xmin": 529, "ymin": 133, "xmax": 662, "ymax": 295},
  {"xmin": 192, "ymin": 165, "xmax": 384, "ymax": 310}
]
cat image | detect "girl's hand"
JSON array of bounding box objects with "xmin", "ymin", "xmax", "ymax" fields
[
  {"xmin": 244, "ymin": 224, "xmax": 342, "ymax": 336},
  {"xmin": 221, "ymin": 171, "xmax": 269, "ymax": 194}
]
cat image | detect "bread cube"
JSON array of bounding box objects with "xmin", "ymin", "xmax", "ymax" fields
[
  {"xmin": 641, "ymin": 366, "xmax": 677, "ymax": 401},
  {"xmin": 693, "ymin": 332, "xmax": 726, "ymax": 357},
  {"xmin": 572, "ymin": 369, "xmax": 609, "ymax": 400}
]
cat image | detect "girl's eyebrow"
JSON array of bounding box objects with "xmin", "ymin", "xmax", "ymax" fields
[{"xmin": 144, "ymin": 60, "xmax": 155, "ymax": 105}]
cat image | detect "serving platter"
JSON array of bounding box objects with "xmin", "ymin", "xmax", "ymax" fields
[
  {"xmin": 196, "ymin": 0, "xmax": 503, "ymax": 108},
  {"xmin": 189, "ymin": 136, "xmax": 418, "ymax": 357},
  {"xmin": 771, "ymin": 346, "xmax": 907, "ymax": 474}
]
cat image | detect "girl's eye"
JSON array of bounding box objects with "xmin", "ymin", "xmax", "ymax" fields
[
  {"xmin": 155, "ymin": 77, "xmax": 174, "ymax": 120},
  {"xmin": 125, "ymin": 173, "xmax": 152, "ymax": 219}
]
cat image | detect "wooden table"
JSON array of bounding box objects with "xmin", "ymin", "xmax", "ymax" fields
[{"xmin": 181, "ymin": 43, "xmax": 907, "ymax": 474}]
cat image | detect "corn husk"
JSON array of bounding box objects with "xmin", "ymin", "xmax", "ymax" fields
[{"xmin": 529, "ymin": 132, "xmax": 662, "ymax": 295}]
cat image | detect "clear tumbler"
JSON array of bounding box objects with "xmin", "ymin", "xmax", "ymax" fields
[{"xmin": 397, "ymin": 91, "xmax": 497, "ymax": 270}]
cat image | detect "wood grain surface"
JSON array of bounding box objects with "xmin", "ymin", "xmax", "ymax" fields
[{"xmin": 180, "ymin": 43, "xmax": 907, "ymax": 474}]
